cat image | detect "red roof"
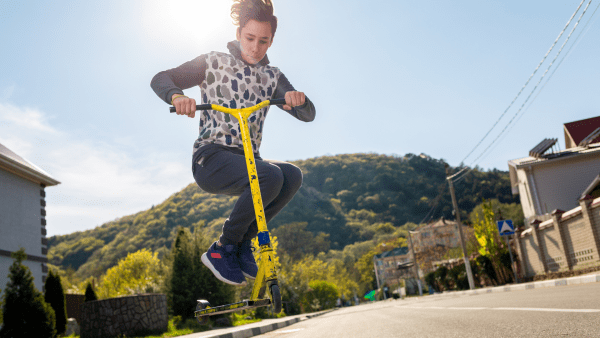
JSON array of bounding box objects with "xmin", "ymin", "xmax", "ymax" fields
[{"xmin": 564, "ymin": 116, "xmax": 600, "ymax": 147}]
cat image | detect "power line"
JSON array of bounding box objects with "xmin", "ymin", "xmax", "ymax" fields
[
  {"xmin": 465, "ymin": 0, "xmax": 593, "ymax": 169},
  {"xmin": 459, "ymin": 0, "xmax": 586, "ymax": 164},
  {"xmin": 525, "ymin": 0, "xmax": 600, "ymax": 112},
  {"xmin": 500, "ymin": 0, "xmax": 600, "ymax": 150},
  {"xmin": 453, "ymin": 0, "xmax": 594, "ymax": 183},
  {"xmin": 418, "ymin": 183, "xmax": 447, "ymax": 225}
]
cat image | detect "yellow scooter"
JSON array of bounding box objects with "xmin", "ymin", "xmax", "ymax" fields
[{"xmin": 170, "ymin": 98, "xmax": 286, "ymax": 323}]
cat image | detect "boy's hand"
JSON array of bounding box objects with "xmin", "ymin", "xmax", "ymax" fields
[
  {"xmin": 172, "ymin": 94, "xmax": 197, "ymax": 118},
  {"xmin": 283, "ymin": 91, "xmax": 305, "ymax": 110}
]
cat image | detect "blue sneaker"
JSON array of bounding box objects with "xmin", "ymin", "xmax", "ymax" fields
[
  {"xmin": 201, "ymin": 242, "xmax": 246, "ymax": 286},
  {"xmin": 237, "ymin": 240, "xmax": 258, "ymax": 279}
]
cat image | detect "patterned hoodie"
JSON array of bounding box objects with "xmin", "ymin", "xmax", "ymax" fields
[{"xmin": 151, "ymin": 41, "xmax": 315, "ymax": 158}]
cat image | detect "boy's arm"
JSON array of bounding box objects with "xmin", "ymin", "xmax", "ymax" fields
[
  {"xmin": 150, "ymin": 55, "xmax": 208, "ymax": 104},
  {"xmin": 273, "ymin": 73, "xmax": 316, "ymax": 122}
]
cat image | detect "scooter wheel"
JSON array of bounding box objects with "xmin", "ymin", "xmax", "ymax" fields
[
  {"xmin": 196, "ymin": 300, "xmax": 211, "ymax": 325},
  {"xmin": 270, "ymin": 285, "xmax": 282, "ymax": 314}
]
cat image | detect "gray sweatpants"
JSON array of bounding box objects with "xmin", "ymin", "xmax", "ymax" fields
[{"xmin": 192, "ymin": 145, "xmax": 303, "ymax": 246}]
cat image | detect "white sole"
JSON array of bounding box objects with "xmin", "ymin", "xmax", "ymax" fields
[
  {"xmin": 201, "ymin": 253, "xmax": 247, "ymax": 286},
  {"xmin": 242, "ymin": 271, "xmax": 256, "ymax": 280}
]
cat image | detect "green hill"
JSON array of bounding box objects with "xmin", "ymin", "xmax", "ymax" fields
[{"xmin": 48, "ymin": 153, "xmax": 517, "ymax": 279}]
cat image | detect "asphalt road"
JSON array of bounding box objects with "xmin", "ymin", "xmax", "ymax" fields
[{"xmin": 257, "ymin": 283, "xmax": 600, "ymax": 338}]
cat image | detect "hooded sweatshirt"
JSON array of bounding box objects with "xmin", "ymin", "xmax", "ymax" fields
[{"xmin": 151, "ymin": 40, "xmax": 315, "ymax": 160}]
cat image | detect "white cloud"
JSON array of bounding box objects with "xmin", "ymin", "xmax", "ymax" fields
[
  {"xmin": 0, "ymin": 102, "xmax": 58, "ymax": 135},
  {"xmin": 0, "ymin": 102, "xmax": 192, "ymax": 236}
]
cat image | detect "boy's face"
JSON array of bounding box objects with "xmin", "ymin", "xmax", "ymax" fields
[{"xmin": 236, "ymin": 19, "xmax": 273, "ymax": 65}]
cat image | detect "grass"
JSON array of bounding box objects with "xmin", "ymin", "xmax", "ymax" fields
[{"xmin": 231, "ymin": 311, "xmax": 262, "ymax": 326}]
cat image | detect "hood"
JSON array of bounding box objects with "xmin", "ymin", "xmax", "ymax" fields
[{"xmin": 227, "ymin": 40, "xmax": 270, "ymax": 66}]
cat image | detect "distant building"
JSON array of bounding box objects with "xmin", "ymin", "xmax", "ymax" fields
[
  {"xmin": 0, "ymin": 142, "xmax": 59, "ymax": 294},
  {"xmin": 508, "ymin": 116, "xmax": 600, "ymax": 224},
  {"xmin": 373, "ymin": 246, "xmax": 414, "ymax": 295},
  {"xmin": 411, "ymin": 217, "xmax": 467, "ymax": 250}
]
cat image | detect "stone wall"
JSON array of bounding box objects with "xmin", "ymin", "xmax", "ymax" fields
[
  {"xmin": 80, "ymin": 294, "xmax": 167, "ymax": 338},
  {"xmin": 516, "ymin": 195, "xmax": 600, "ymax": 278}
]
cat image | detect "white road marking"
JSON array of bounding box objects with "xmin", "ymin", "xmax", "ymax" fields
[
  {"xmin": 397, "ymin": 306, "xmax": 600, "ymax": 313},
  {"xmin": 277, "ymin": 328, "xmax": 305, "ymax": 333},
  {"xmin": 494, "ymin": 307, "xmax": 600, "ymax": 313}
]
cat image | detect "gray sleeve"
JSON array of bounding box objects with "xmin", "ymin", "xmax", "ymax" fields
[
  {"xmin": 150, "ymin": 55, "xmax": 208, "ymax": 104},
  {"xmin": 272, "ymin": 72, "xmax": 316, "ymax": 122}
]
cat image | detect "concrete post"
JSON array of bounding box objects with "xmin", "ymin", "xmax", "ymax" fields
[
  {"xmin": 408, "ymin": 231, "xmax": 423, "ymax": 296},
  {"xmin": 513, "ymin": 226, "xmax": 526, "ymax": 278},
  {"xmin": 578, "ymin": 195, "xmax": 600, "ymax": 262},
  {"xmin": 530, "ymin": 219, "xmax": 549, "ymax": 274},
  {"xmin": 551, "ymin": 209, "xmax": 571, "ymax": 271}
]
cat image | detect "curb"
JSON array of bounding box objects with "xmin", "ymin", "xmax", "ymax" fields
[
  {"xmin": 194, "ymin": 309, "xmax": 335, "ymax": 338},
  {"xmin": 427, "ymin": 273, "xmax": 600, "ymax": 298}
]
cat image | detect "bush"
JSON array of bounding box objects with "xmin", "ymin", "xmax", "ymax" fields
[
  {"xmin": 435, "ymin": 266, "xmax": 449, "ymax": 291},
  {"xmin": 44, "ymin": 270, "xmax": 67, "ymax": 335},
  {"xmin": 302, "ymin": 280, "xmax": 338, "ymax": 311},
  {"xmin": 476, "ymin": 255, "xmax": 497, "ymax": 285},
  {"xmin": 448, "ymin": 265, "xmax": 468, "ymax": 290},
  {"xmin": 0, "ymin": 249, "xmax": 56, "ymax": 338},
  {"xmin": 424, "ymin": 272, "xmax": 437, "ymax": 293}
]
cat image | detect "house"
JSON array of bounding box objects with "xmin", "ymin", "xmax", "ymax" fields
[
  {"xmin": 411, "ymin": 217, "xmax": 467, "ymax": 250},
  {"xmin": 373, "ymin": 246, "xmax": 414, "ymax": 295},
  {"xmin": 0, "ymin": 142, "xmax": 60, "ymax": 294},
  {"xmin": 508, "ymin": 116, "xmax": 600, "ymax": 224}
]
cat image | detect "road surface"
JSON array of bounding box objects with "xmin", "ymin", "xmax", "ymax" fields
[{"xmin": 257, "ymin": 283, "xmax": 600, "ymax": 337}]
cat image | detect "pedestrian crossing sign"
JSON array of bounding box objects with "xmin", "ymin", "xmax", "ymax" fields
[{"xmin": 497, "ymin": 220, "xmax": 515, "ymax": 236}]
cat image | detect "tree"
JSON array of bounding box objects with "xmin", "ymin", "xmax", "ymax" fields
[
  {"xmin": 84, "ymin": 282, "xmax": 97, "ymax": 302},
  {"xmin": 165, "ymin": 227, "xmax": 234, "ymax": 319},
  {"xmin": 469, "ymin": 199, "xmax": 524, "ymax": 228},
  {"xmin": 0, "ymin": 248, "xmax": 56, "ymax": 338},
  {"xmin": 97, "ymin": 248, "xmax": 163, "ymax": 298},
  {"xmin": 472, "ymin": 200, "xmax": 510, "ymax": 284},
  {"xmin": 272, "ymin": 222, "xmax": 330, "ymax": 260},
  {"xmin": 44, "ymin": 270, "xmax": 67, "ymax": 335},
  {"xmin": 167, "ymin": 228, "xmax": 195, "ymax": 317},
  {"xmin": 473, "ymin": 200, "xmax": 503, "ymax": 258}
]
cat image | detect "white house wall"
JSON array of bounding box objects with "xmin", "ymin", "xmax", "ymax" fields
[
  {"xmin": 517, "ymin": 169, "xmax": 537, "ymax": 219},
  {"xmin": 0, "ymin": 169, "xmax": 45, "ymax": 293},
  {"xmin": 529, "ymin": 156, "xmax": 600, "ymax": 215}
]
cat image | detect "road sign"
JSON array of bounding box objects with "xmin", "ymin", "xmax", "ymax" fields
[{"xmin": 497, "ymin": 220, "xmax": 515, "ymax": 236}]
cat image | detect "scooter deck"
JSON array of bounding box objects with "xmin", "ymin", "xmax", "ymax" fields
[{"xmin": 195, "ymin": 299, "xmax": 272, "ymax": 317}]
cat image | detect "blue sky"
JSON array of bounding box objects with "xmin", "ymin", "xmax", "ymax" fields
[{"xmin": 1, "ymin": 0, "xmax": 599, "ymax": 236}]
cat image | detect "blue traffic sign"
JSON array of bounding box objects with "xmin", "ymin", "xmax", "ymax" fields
[{"xmin": 497, "ymin": 220, "xmax": 515, "ymax": 236}]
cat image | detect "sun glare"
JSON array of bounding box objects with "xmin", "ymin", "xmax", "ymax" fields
[{"xmin": 141, "ymin": 0, "xmax": 235, "ymax": 52}]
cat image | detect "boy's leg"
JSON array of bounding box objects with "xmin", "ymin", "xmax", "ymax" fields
[
  {"xmin": 236, "ymin": 160, "xmax": 302, "ymax": 279},
  {"xmin": 240, "ymin": 160, "xmax": 303, "ymax": 242},
  {"xmin": 193, "ymin": 149, "xmax": 286, "ymax": 245}
]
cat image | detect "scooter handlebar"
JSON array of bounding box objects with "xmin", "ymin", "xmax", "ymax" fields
[{"xmin": 169, "ymin": 98, "xmax": 287, "ymax": 113}]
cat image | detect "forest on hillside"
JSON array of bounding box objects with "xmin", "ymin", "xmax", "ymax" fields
[{"xmin": 48, "ymin": 152, "xmax": 518, "ymax": 281}]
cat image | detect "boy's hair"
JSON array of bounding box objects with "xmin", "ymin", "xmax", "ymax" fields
[{"xmin": 231, "ymin": 0, "xmax": 278, "ymax": 37}]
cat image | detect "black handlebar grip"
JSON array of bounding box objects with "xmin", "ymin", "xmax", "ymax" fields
[
  {"xmin": 170, "ymin": 100, "xmax": 285, "ymax": 113},
  {"xmin": 169, "ymin": 104, "xmax": 213, "ymax": 113},
  {"xmin": 269, "ymin": 98, "xmax": 287, "ymax": 106}
]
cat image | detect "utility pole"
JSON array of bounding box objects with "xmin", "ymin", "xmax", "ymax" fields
[
  {"xmin": 447, "ymin": 173, "xmax": 476, "ymax": 290},
  {"xmin": 373, "ymin": 256, "xmax": 386, "ymax": 300},
  {"xmin": 408, "ymin": 231, "xmax": 423, "ymax": 296}
]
